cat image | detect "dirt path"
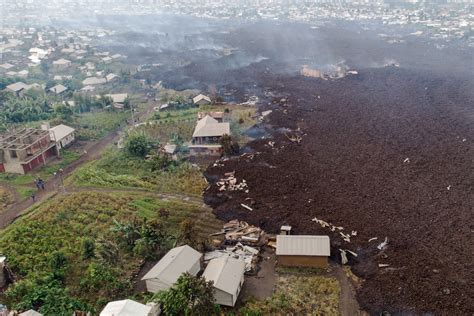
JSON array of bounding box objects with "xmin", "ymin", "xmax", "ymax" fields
[
  {"xmin": 0, "ymin": 100, "xmax": 159, "ymax": 230},
  {"xmin": 331, "ymin": 264, "xmax": 365, "ymax": 316}
]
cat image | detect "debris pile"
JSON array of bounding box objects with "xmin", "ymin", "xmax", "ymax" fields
[
  {"xmin": 204, "ymin": 243, "xmax": 260, "ymax": 273},
  {"xmin": 211, "ymin": 220, "xmax": 266, "ymax": 247},
  {"xmin": 312, "ymin": 217, "xmax": 357, "ymax": 243},
  {"xmin": 216, "ymin": 172, "xmax": 249, "ymax": 193}
]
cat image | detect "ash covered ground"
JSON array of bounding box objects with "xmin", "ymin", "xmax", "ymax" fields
[{"xmin": 77, "ymin": 15, "xmax": 473, "ymax": 314}]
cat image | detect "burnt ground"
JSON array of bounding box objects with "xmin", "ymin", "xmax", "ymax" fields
[{"xmin": 204, "ymin": 67, "xmax": 474, "ymax": 315}]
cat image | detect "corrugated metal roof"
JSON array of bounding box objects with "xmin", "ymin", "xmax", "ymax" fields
[
  {"xmin": 100, "ymin": 299, "xmax": 151, "ymax": 316},
  {"xmin": 276, "ymin": 235, "xmax": 330, "ymax": 256},
  {"xmin": 193, "ymin": 94, "xmax": 211, "ymax": 104},
  {"xmin": 141, "ymin": 245, "xmax": 202, "ymax": 284},
  {"xmin": 50, "ymin": 124, "xmax": 75, "ymax": 142},
  {"xmin": 202, "ymin": 256, "xmax": 245, "ymax": 295},
  {"xmin": 19, "ymin": 310, "xmax": 43, "ymax": 316},
  {"xmin": 193, "ymin": 115, "xmax": 230, "ymax": 138}
]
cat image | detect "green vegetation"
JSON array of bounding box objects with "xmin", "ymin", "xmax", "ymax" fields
[
  {"xmin": 240, "ymin": 271, "xmax": 340, "ymax": 316},
  {"xmin": 152, "ymin": 273, "xmax": 218, "ymax": 316},
  {"xmin": 73, "ymin": 110, "xmax": 128, "ymax": 140},
  {"xmin": 69, "ymin": 148, "xmax": 206, "ymax": 196},
  {"xmin": 0, "ymin": 191, "xmax": 220, "ymax": 313}
]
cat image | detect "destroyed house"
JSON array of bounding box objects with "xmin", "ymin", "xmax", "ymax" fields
[{"xmin": 0, "ymin": 128, "xmax": 57, "ymax": 174}]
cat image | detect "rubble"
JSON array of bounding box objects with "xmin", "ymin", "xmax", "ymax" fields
[
  {"xmin": 216, "ymin": 173, "xmax": 249, "ymax": 192},
  {"xmin": 204, "ymin": 242, "xmax": 260, "ymax": 273}
]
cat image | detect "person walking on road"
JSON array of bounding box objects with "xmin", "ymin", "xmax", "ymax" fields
[{"xmin": 31, "ymin": 193, "xmax": 36, "ymax": 202}]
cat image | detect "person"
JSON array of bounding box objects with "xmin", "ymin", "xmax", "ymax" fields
[{"xmin": 31, "ymin": 193, "xmax": 36, "ymax": 202}]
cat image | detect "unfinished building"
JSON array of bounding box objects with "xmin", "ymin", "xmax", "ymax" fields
[{"xmin": 0, "ymin": 128, "xmax": 57, "ymax": 174}]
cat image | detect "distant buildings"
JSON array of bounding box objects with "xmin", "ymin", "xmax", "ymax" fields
[
  {"xmin": 52, "ymin": 58, "xmax": 72, "ymax": 71},
  {"xmin": 49, "ymin": 84, "xmax": 68, "ymax": 95}
]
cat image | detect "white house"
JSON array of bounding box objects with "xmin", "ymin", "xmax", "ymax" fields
[
  {"xmin": 100, "ymin": 299, "xmax": 159, "ymax": 316},
  {"xmin": 193, "ymin": 94, "xmax": 211, "ymax": 105},
  {"xmin": 142, "ymin": 245, "xmax": 202, "ymax": 293},
  {"xmin": 192, "ymin": 115, "xmax": 230, "ymax": 145},
  {"xmin": 49, "ymin": 124, "xmax": 76, "ymax": 150},
  {"xmin": 82, "ymin": 77, "xmax": 106, "ymax": 85},
  {"xmin": 52, "ymin": 58, "xmax": 71, "ymax": 71},
  {"xmin": 202, "ymin": 256, "xmax": 245, "ymax": 307}
]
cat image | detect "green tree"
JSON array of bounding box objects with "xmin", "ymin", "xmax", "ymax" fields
[
  {"xmin": 177, "ymin": 219, "xmax": 199, "ymax": 249},
  {"xmin": 125, "ymin": 133, "xmax": 153, "ymax": 157},
  {"xmin": 219, "ymin": 134, "xmax": 240, "ymax": 156},
  {"xmin": 81, "ymin": 238, "xmax": 95, "ymax": 260},
  {"xmin": 152, "ymin": 273, "xmax": 217, "ymax": 316}
]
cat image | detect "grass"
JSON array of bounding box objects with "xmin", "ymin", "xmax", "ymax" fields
[
  {"xmin": 241, "ymin": 269, "xmax": 341, "ymax": 316},
  {"xmin": 0, "ymin": 187, "xmax": 14, "ymax": 212},
  {"xmin": 73, "ymin": 110, "xmax": 129, "ymax": 140},
  {"xmin": 68, "ymin": 148, "xmax": 206, "ymax": 196},
  {"xmin": 0, "ymin": 191, "xmax": 221, "ymax": 312}
]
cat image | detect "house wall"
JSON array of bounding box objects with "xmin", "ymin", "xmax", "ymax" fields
[
  {"xmin": 189, "ymin": 146, "xmax": 222, "ymax": 156},
  {"xmin": 57, "ymin": 133, "xmax": 75, "ymax": 150},
  {"xmin": 145, "ymin": 279, "xmax": 172, "ymax": 293},
  {"xmin": 214, "ymin": 288, "xmax": 234, "ymax": 307},
  {"xmin": 277, "ymin": 255, "xmax": 328, "ymax": 268},
  {"xmin": 21, "ymin": 146, "xmax": 56, "ymax": 173},
  {"xmin": 0, "ymin": 164, "xmax": 4, "ymax": 172}
]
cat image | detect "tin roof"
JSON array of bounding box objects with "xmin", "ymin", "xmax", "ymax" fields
[
  {"xmin": 202, "ymin": 256, "xmax": 245, "ymax": 295},
  {"xmin": 276, "ymin": 235, "xmax": 330, "ymax": 256}
]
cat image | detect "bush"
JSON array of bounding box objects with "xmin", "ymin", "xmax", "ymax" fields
[
  {"xmin": 81, "ymin": 238, "xmax": 95, "ymax": 259},
  {"xmin": 125, "ymin": 133, "xmax": 153, "ymax": 158}
]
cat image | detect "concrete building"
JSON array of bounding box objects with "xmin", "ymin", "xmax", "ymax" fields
[
  {"xmin": 190, "ymin": 115, "xmax": 230, "ymax": 156},
  {"xmin": 142, "ymin": 245, "xmax": 202, "ymax": 293},
  {"xmin": 276, "ymin": 235, "xmax": 330, "ymax": 268},
  {"xmin": 0, "ymin": 128, "xmax": 57, "ymax": 174},
  {"xmin": 202, "ymin": 256, "xmax": 245, "ymax": 307}
]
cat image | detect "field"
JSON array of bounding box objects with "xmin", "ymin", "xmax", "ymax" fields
[
  {"xmin": 72, "ymin": 110, "xmax": 129, "ymax": 140},
  {"xmin": 134, "ymin": 104, "xmax": 257, "ymax": 144},
  {"xmin": 68, "ymin": 148, "xmax": 206, "ymax": 196},
  {"xmin": 241, "ymin": 268, "xmax": 340, "ymax": 316},
  {"xmin": 0, "ymin": 191, "xmax": 221, "ymax": 314}
]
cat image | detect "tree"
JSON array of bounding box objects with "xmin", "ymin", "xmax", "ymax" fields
[
  {"xmin": 81, "ymin": 238, "xmax": 95, "ymax": 260},
  {"xmin": 125, "ymin": 133, "xmax": 153, "ymax": 157},
  {"xmin": 152, "ymin": 273, "xmax": 218, "ymax": 316},
  {"xmin": 54, "ymin": 104, "xmax": 74, "ymax": 121},
  {"xmin": 220, "ymin": 134, "xmax": 240, "ymax": 156}
]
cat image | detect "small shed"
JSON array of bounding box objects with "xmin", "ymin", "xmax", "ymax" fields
[
  {"xmin": 100, "ymin": 299, "xmax": 156, "ymax": 316},
  {"xmin": 202, "ymin": 256, "xmax": 245, "ymax": 307},
  {"xmin": 142, "ymin": 245, "xmax": 202, "ymax": 293},
  {"xmin": 276, "ymin": 235, "xmax": 330, "ymax": 268}
]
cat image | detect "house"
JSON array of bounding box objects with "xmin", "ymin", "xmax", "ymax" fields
[
  {"xmin": 202, "ymin": 257, "xmax": 245, "ymax": 307},
  {"xmin": 49, "ymin": 124, "xmax": 75, "ymax": 151},
  {"xmin": 19, "ymin": 310, "xmax": 43, "ymax": 316},
  {"xmin": 276, "ymin": 235, "xmax": 330, "ymax": 268},
  {"xmin": 100, "ymin": 299, "xmax": 159, "ymax": 316},
  {"xmin": 82, "ymin": 77, "xmax": 106, "ymax": 85},
  {"xmin": 17, "ymin": 70, "xmax": 29, "ymax": 78},
  {"xmin": 81, "ymin": 85, "xmax": 95, "ymax": 92},
  {"xmin": 192, "ymin": 115, "xmax": 230, "ymax": 145},
  {"xmin": 101, "ymin": 93, "xmax": 128, "ymax": 109},
  {"xmin": 142, "ymin": 245, "xmax": 202, "ymax": 293},
  {"xmin": 0, "ymin": 128, "xmax": 57, "ymax": 174},
  {"xmin": 193, "ymin": 94, "xmax": 211, "ymax": 105},
  {"xmin": 197, "ymin": 111, "xmax": 224, "ymax": 122},
  {"xmin": 0, "ymin": 63, "xmax": 14, "ymax": 71},
  {"xmin": 105, "ymin": 73, "xmax": 118, "ymax": 82},
  {"xmin": 5, "ymin": 82, "xmax": 28, "ymax": 96},
  {"xmin": 52, "ymin": 58, "xmax": 71, "ymax": 71},
  {"xmin": 49, "ymin": 84, "xmax": 68, "ymax": 95}
]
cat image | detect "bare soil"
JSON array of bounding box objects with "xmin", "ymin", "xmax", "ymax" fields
[{"xmin": 204, "ymin": 67, "xmax": 474, "ymax": 314}]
